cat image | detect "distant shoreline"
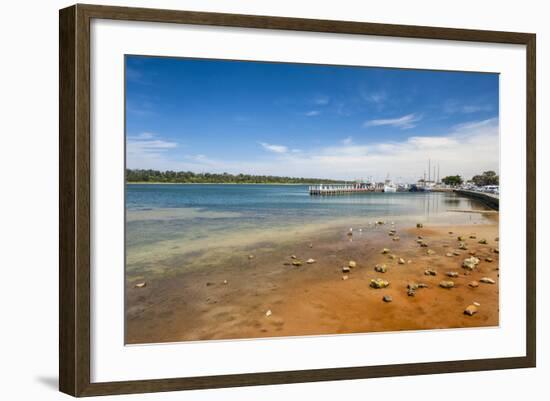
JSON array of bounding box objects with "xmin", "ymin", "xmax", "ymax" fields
[{"xmin": 126, "ymin": 182, "xmax": 322, "ymax": 185}]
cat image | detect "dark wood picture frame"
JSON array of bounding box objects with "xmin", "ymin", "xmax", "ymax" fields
[{"xmin": 59, "ymin": 3, "xmax": 536, "ymax": 397}]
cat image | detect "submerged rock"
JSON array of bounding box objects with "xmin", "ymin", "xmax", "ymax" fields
[
  {"xmin": 370, "ymin": 278, "xmax": 390, "ymax": 289},
  {"xmin": 292, "ymin": 260, "xmax": 303, "ymax": 266},
  {"xmin": 464, "ymin": 304, "xmax": 478, "ymax": 316},
  {"xmin": 439, "ymin": 280, "xmax": 455, "ymax": 289}
]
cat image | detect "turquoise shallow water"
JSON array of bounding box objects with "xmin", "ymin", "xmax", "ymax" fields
[{"xmin": 126, "ymin": 184, "xmax": 493, "ymax": 251}]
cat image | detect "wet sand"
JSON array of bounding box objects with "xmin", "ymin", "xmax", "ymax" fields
[{"xmin": 126, "ymin": 220, "xmax": 499, "ymax": 344}]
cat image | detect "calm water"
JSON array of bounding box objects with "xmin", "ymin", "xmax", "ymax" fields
[{"xmin": 126, "ymin": 184, "xmax": 492, "ymax": 251}]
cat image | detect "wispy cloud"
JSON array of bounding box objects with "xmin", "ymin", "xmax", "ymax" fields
[
  {"xmin": 259, "ymin": 142, "xmax": 288, "ymax": 154},
  {"xmin": 313, "ymin": 95, "xmax": 330, "ymax": 105},
  {"xmin": 361, "ymin": 90, "xmax": 387, "ymax": 104},
  {"xmin": 304, "ymin": 110, "xmax": 321, "ymax": 117},
  {"xmin": 444, "ymin": 100, "xmax": 493, "ymax": 114},
  {"xmin": 127, "ymin": 133, "xmax": 178, "ymax": 167},
  {"xmin": 363, "ymin": 113, "xmax": 422, "ymax": 129},
  {"xmin": 341, "ymin": 136, "xmax": 353, "ymax": 145}
]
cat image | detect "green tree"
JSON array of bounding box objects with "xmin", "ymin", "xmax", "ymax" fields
[
  {"xmin": 441, "ymin": 175, "xmax": 463, "ymax": 186},
  {"xmin": 471, "ymin": 170, "xmax": 499, "ymax": 186}
]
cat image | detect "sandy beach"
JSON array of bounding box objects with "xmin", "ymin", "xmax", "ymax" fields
[{"xmin": 126, "ymin": 218, "xmax": 499, "ymax": 344}]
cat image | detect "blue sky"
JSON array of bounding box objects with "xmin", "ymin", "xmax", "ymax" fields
[{"xmin": 126, "ymin": 55, "xmax": 499, "ymax": 182}]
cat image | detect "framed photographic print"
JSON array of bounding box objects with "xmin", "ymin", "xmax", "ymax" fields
[{"xmin": 59, "ymin": 4, "xmax": 536, "ymax": 397}]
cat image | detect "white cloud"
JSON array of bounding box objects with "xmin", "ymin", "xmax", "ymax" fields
[
  {"xmin": 304, "ymin": 110, "xmax": 321, "ymax": 117},
  {"xmin": 444, "ymin": 100, "xmax": 493, "ymax": 114},
  {"xmin": 259, "ymin": 142, "xmax": 288, "ymax": 154},
  {"xmin": 364, "ymin": 113, "xmax": 422, "ymax": 129}
]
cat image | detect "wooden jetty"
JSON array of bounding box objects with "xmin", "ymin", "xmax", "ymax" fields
[{"xmin": 309, "ymin": 184, "xmax": 375, "ymax": 195}]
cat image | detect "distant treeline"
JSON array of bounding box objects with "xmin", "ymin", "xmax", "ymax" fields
[{"xmin": 126, "ymin": 169, "xmax": 346, "ymax": 184}]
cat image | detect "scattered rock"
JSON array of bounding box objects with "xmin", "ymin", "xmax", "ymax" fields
[
  {"xmin": 292, "ymin": 260, "xmax": 303, "ymax": 266},
  {"xmin": 473, "ymin": 301, "xmax": 481, "ymax": 306},
  {"xmin": 306, "ymin": 258, "xmax": 316, "ymax": 264},
  {"xmin": 453, "ymin": 250, "xmax": 461, "ymax": 256},
  {"xmin": 392, "ymin": 236, "xmax": 400, "ymax": 241},
  {"xmin": 446, "ymin": 252, "xmax": 453, "ymax": 257},
  {"xmin": 374, "ymin": 264, "xmax": 387, "ymax": 273},
  {"xmin": 223, "ymin": 280, "xmax": 228, "ymax": 285},
  {"xmin": 370, "ymin": 278, "xmax": 390, "ymax": 289},
  {"xmin": 376, "ymin": 220, "xmax": 385, "ymax": 225},
  {"xmin": 381, "ymin": 248, "xmax": 390, "ymax": 254},
  {"xmin": 469, "ymin": 235, "xmax": 477, "ymax": 239},
  {"xmin": 342, "ymin": 275, "xmax": 349, "ymax": 281},
  {"xmin": 458, "ymin": 242, "xmax": 468, "ymax": 250},
  {"xmin": 478, "ymin": 239, "xmax": 488, "ymax": 244},
  {"xmin": 417, "ymin": 283, "xmax": 429, "ymax": 288},
  {"xmin": 457, "ymin": 236, "xmax": 465, "ymax": 241},
  {"xmin": 464, "ymin": 304, "xmax": 478, "ymax": 316},
  {"xmin": 462, "ymin": 256, "xmax": 480, "ymax": 270},
  {"xmin": 206, "ymin": 282, "xmax": 214, "ymax": 286},
  {"xmin": 439, "ymin": 280, "xmax": 455, "ymax": 289},
  {"xmin": 418, "ymin": 235, "xmax": 423, "ymax": 240},
  {"xmin": 448, "ymin": 231, "xmax": 454, "ymax": 234},
  {"xmin": 480, "ymin": 277, "xmax": 496, "ymax": 284},
  {"xmin": 383, "ymin": 295, "xmax": 393, "ymax": 303},
  {"xmin": 388, "ymin": 230, "xmax": 396, "ymax": 236},
  {"xmin": 398, "ymin": 258, "xmax": 405, "ymax": 264},
  {"xmin": 348, "ymin": 260, "xmax": 357, "ymax": 268},
  {"xmin": 309, "ymin": 243, "xmax": 313, "ymax": 248},
  {"xmin": 420, "ymin": 242, "xmax": 428, "ymax": 247},
  {"xmin": 493, "ymin": 248, "xmax": 500, "ymax": 254},
  {"xmin": 135, "ymin": 282, "xmax": 146, "ymax": 288},
  {"xmin": 342, "ymin": 266, "xmax": 351, "ymax": 273},
  {"xmin": 389, "ymin": 254, "xmax": 397, "ymax": 260},
  {"xmin": 424, "ymin": 269, "xmax": 437, "ymax": 276},
  {"xmin": 407, "ymin": 288, "xmax": 416, "ymax": 296},
  {"xmin": 265, "ymin": 310, "xmax": 272, "ymax": 317},
  {"xmin": 407, "ymin": 283, "xmax": 419, "ymax": 290},
  {"xmin": 485, "ymin": 257, "xmax": 493, "ymax": 262},
  {"xmin": 446, "ymin": 272, "xmax": 459, "ymax": 278},
  {"xmin": 290, "ymin": 255, "xmax": 297, "ymax": 259},
  {"xmin": 416, "ymin": 223, "xmax": 424, "ymax": 228},
  {"xmin": 416, "ymin": 239, "xmax": 424, "ymax": 244},
  {"xmin": 283, "ymin": 262, "xmax": 291, "ymax": 266},
  {"xmin": 426, "ymin": 249, "xmax": 436, "ymax": 255},
  {"xmin": 468, "ymin": 281, "xmax": 479, "ymax": 288},
  {"xmin": 495, "ymin": 237, "xmax": 499, "ymax": 242},
  {"xmin": 248, "ymin": 254, "xmax": 255, "ymax": 259},
  {"xmin": 469, "ymin": 250, "xmax": 477, "ymax": 256}
]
